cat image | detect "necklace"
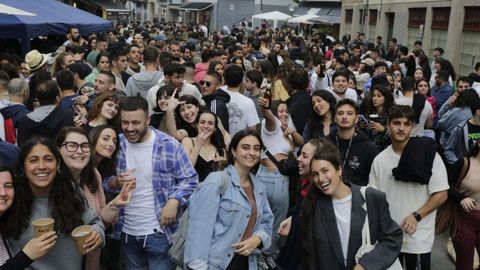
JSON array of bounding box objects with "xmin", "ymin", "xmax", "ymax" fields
[{"xmin": 336, "ymin": 133, "xmax": 354, "ymax": 170}]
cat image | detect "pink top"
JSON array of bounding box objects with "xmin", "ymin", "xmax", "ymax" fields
[{"xmin": 83, "ymin": 169, "xmax": 120, "ymax": 270}]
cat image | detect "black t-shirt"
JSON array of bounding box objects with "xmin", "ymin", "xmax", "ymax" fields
[{"xmin": 467, "ymin": 121, "xmax": 480, "ymax": 147}]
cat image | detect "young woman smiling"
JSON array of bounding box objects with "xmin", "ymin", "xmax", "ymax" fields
[
  {"xmin": 164, "ymin": 93, "xmax": 201, "ymax": 141},
  {"xmin": 181, "ymin": 110, "xmax": 227, "ymax": 182},
  {"xmin": 256, "ymin": 98, "xmax": 304, "ymax": 258},
  {"xmin": 55, "ymin": 127, "xmax": 131, "ymax": 269},
  {"xmin": 302, "ymin": 90, "xmax": 337, "ymax": 142},
  {"xmin": 0, "ymin": 164, "xmax": 57, "ymax": 269},
  {"xmin": 185, "ymin": 129, "xmax": 274, "ymax": 270},
  {"xmin": 5, "ymin": 137, "xmax": 105, "ymax": 270},
  {"xmin": 79, "ymin": 93, "xmax": 120, "ymax": 134},
  {"xmin": 298, "ymin": 140, "xmax": 402, "ymax": 270},
  {"xmin": 150, "ymin": 85, "xmax": 176, "ymax": 132},
  {"xmin": 88, "ymin": 125, "xmax": 124, "ymax": 270},
  {"xmin": 88, "ymin": 125, "xmax": 119, "ymax": 181}
]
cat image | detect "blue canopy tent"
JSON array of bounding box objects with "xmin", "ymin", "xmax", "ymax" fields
[{"xmin": 0, "ymin": 0, "xmax": 112, "ymax": 54}]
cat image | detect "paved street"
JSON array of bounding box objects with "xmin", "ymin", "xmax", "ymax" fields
[{"xmin": 432, "ymin": 232, "xmax": 455, "ymax": 270}]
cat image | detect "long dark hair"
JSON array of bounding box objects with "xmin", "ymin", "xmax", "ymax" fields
[
  {"xmin": 198, "ymin": 110, "xmax": 226, "ymax": 157},
  {"xmin": 415, "ymin": 78, "xmax": 431, "ymax": 97},
  {"xmin": 56, "ymin": 127, "xmax": 98, "ymax": 194},
  {"xmin": 4, "ymin": 137, "xmax": 86, "ymax": 239},
  {"xmin": 298, "ymin": 139, "xmax": 342, "ymax": 270},
  {"xmin": 227, "ymin": 129, "xmax": 263, "ymax": 165},
  {"xmin": 89, "ymin": 125, "xmax": 119, "ymax": 178},
  {"xmin": 364, "ymin": 84, "xmax": 394, "ymax": 116},
  {"xmin": 175, "ymin": 95, "xmax": 201, "ymax": 137},
  {"xmin": 0, "ymin": 164, "xmax": 15, "ymax": 231},
  {"xmin": 306, "ymin": 90, "xmax": 337, "ymax": 139}
]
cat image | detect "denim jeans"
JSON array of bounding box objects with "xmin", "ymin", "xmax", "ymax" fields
[
  {"xmin": 121, "ymin": 232, "xmax": 173, "ymax": 270},
  {"xmin": 256, "ymin": 165, "xmax": 289, "ymax": 255}
]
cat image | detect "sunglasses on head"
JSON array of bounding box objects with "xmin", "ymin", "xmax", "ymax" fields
[{"xmin": 200, "ymin": 80, "xmax": 214, "ymax": 87}]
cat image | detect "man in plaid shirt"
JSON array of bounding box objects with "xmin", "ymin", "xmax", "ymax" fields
[{"xmin": 108, "ymin": 96, "xmax": 198, "ymax": 270}]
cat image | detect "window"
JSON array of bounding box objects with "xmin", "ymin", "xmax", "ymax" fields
[
  {"xmin": 464, "ymin": 7, "xmax": 480, "ymax": 31},
  {"xmin": 359, "ymin": 9, "xmax": 364, "ymax": 25},
  {"xmin": 408, "ymin": 8, "xmax": 426, "ymax": 27},
  {"xmin": 345, "ymin": 9, "xmax": 353, "ymax": 24},
  {"xmin": 431, "ymin": 7, "xmax": 450, "ymax": 29},
  {"xmin": 369, "ymin": 9, "xmax": 378, "ymax": 25}
]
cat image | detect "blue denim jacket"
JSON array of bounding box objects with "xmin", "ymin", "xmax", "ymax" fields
[{"xmin": 185, "ymin": 165, "xmax": 274, "ymax": 270}]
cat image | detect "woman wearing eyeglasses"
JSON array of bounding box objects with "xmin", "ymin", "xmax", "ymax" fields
[
  {"xmin": 55, "ymin": 127, "xmax": 132, "ymax": 269},
  {"xmin": 6, "ymin": 136, "xmax": 105, "ymax": 270}
]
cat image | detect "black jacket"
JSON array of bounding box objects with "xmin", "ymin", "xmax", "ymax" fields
[
  {"xmin": 287, "ymin": 90, "xmax": 312, "ymax": 135},
  {"xmin": 303, "ymin": 184, "xmax": 402, "ymax": 270},
  {"xmin": 327, "ymin": 131, "xmax": 378, "ymax": 186},
  {"xmin": 203, "ymin": 89, "xmax": 230, "ymax": 132},
  {"xmin": 17, "ymin": 106, "xmax": 74, "ymax": 147}
]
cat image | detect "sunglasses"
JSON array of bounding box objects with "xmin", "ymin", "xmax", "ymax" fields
[{"xmin": 200, "ymin": 80, "xmax": 214, "ymax": 87}]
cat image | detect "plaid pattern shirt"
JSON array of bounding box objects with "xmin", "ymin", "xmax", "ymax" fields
[{"xmin": 111, "ymin": 128, "xmax": 198, "ymax": 241}]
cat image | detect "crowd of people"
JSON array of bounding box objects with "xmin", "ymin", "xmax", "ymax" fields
[{"xmin": 0, "ymin": 20, "xmax": 480, "ymax": 270}]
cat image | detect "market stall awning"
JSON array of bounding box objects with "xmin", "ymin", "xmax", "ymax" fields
[
  {"xmin": 0, "ymin": 0, "xmax": 112, "ymax": 54},
  {"xmin": 293, "ymin": 5, "xmax": 341, "ymax": 18},
  {"xmin": 179, "ymin": 2, "xmax": 214, "ymax": 11},
  {"xmin": 252, "ymin": 11, "xmax": 292, "ymax": 29},
  {"xmin": 308, "ymin": 15, "xmax": 341, "ymax": 25},
  {"xmin": 87, "ymin": 0, "xmax": 130, "ymax": 13},
  {"xmin": 288, "ymin": 13, "xmax": 319, "ymax": 24}
]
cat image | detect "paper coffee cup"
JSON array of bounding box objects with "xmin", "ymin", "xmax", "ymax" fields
[
  {"xmin": 71, "ymin": 225, "xmax": 92, "ymax": 255},
  {"xmin": 369, "ymin": 114, "xmax": 379, "ymax": 119},
  {"xmin": 32, "ymin": 218, "xmax": 54, "ymax": 238}
]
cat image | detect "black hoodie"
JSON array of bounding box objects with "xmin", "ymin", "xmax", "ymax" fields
[
  {"xmin": 203, "ymin": 89, "xmax": 230, "ymax": 132},
  {"xmin": 0, "ymin": 102, "xmax": 30, "ymax": 127},
  {"xmin": 17, "ymin": 106, "xmax": 74, "ymax": 147},
  {"xmin": 468, "ymin": 72, "xmax": 480, "ymax": 83},
  {"xmin": 327, "ymin": 130, "xmax": 378, "ymax": 186}
]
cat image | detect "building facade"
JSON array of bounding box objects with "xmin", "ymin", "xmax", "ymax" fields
[{"xmin": 340, "ymin": 0, "xmax": 480, "ymax": 76}]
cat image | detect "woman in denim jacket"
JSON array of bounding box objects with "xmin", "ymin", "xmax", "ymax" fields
[{"xmin": 185, "ymin": 129, "xmax": 274, "ymax": 270}]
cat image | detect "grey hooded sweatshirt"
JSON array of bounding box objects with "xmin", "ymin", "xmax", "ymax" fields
[{"xmin": 125, "ymin": 70, "xmax": 163, "ymax": 98}]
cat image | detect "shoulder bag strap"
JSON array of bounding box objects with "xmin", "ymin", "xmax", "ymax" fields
[{"xmin": 261, "ymin": 145, "xmax": 282, "ymax": 169}]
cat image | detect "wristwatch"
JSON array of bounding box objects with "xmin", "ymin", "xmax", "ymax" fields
[{"xmin": 412, "ymin": 211, "xmax": 422, "ymax": 222}]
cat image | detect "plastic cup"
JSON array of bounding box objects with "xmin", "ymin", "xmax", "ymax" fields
[
  {"xmin": 32, "ymin": 218, "xmax": 54, "ymax": 238},
  {"xmin": 71, "ymin": 225, "xmax": 92, "ymax": 254},
  {"xmin": 369, "ymin": 114, "xmax": 379, "ymax": 120}
]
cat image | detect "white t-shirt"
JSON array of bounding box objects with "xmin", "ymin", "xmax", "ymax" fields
[
  {"xmin": 395, "ymin": 97, "xmax": 433, "ymax": 137},
  {"xmin": 123, "ymin": 131, "xmax": 161, "ymax": 236},
  {"xmin": 225, "ymin": 89, "xmax": 260, "ymax": 135},
  {"xmin": 369, "ymin": 146, "xmax": 449, "ymax": 253},
  {"xmin": 332, "ymin": 194, "xmax": 352, "ymax": 266},
  {"xmin": 261, "ymin": 117, "xmax": 294, "ymax": 159},
  {"xmin": 327, "ymin": 87, "xmax": 358, "ymax": 102}
]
